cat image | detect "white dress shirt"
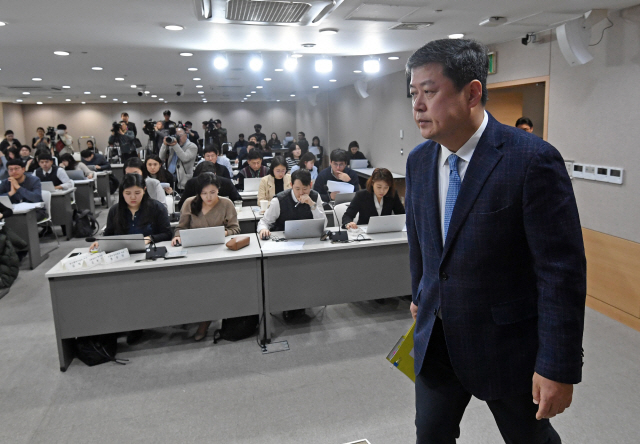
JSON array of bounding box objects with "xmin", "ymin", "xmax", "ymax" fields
[
  {"xmin": 438, "ymin": 111, "xmax": 488, "ymax": 244},
  {"xmin": 257, "ymin": 191, "xmax": 327, "ymax": 233},
  {"xmin": 373, "ymin": 195, "xmax": 383, "ymax": 216},
  {"xmin": 42, "ymin": 167, "xmax": 73, "ymax": 190}
]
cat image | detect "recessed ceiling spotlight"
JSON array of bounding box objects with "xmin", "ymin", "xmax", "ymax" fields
[
  {"xmin": 301, "ymin": 43, "xmax": 315, "ymax": 48},
  {"xmin": 16, "ymin": 99, "xmax": 23, "ymax": 103},
  {"xmin": 264, "ymin": 78, "xmax": 272, "ymax": 81},
  {"xmin": 115, "ymin": 77, "xmax": 124, "ymax": 81},
  {"xmin": 65, "ymin": 99, "xmax": 71, "ymax": 102},
  {"xmin": 159, "ymin": 98, "xmax": 164, "ymax": 101},
  {"xmin": 193, "ymin": 77, "xmax": 201, "ymax": 81},
  {"xmin": 363, "ymin": 57, "xmax": 380, "ymax": 74},
  {"xmin": 62, "ymin": 85, "xmax": 71, "ymax": 89},
  {"xmin": 213, "ymin": 53, "xmax": 229, "ymax": 70},
  {"xmin": 329, "ymin": 79, "xmax": 337, "ymax": 82},
  {"xmin": 92, "ymin": 67, "xmax": 103, "ymax": 70},
  {"xmin": 22, "ymin": 92, "xmax": 30, "ymax": 95},
  {"xmin": 81, "ymin": 102, "xmax": 86, "ymax": 104},
  {"xmin": 256, "ymin": 86, "xmax": 263, "ymax": 89},
  {"xmin": 449, "ymin": 33, "xmax": 465, "ymax": 39},
  {"xmin": 180, "ymin": 52, "xmax": 193, "ymax": 57},
  {"xmin": 54, "ymin": 51, "xmax": 69, "ymax": 56},
  {"xmin": 0, "ymin": 22, "xmax": 7, "ymax": 26},
  {"xmin": 32, "ymin": 78, "xmax": 42, "ymax": 81},
  {"xmin": 315, "ymin": 56, "xmax": 332, "ymax": 73},
  {"xmin": 290, "ymin": 94, "xmax": 296, "ymax": 97},
  {"xmin": 291, "ymin": 54, "xmax": 303, "ymax": 58},
  {"xmin": 37, "ymin": 102, "xmax": 43, "ymax": 105},
  {"xmin": 84, "ymin": 91, "xmax": 91, "ymax": 94},
  {"xmin": 130, "ymin": 84, "xmax": 137, "ymax": 88},
  {"xmin": 196, "ymin": 85, "xmax": 203, "ymax": 88},
  {"xmin": 144, "ymin": 90, "xmax": 150, "ymax": 94},
  {"xmin": 388, "ymin": 56, "xmax": 400, "ymax": 60},
  {"xmin": 164, "ymin": 25, "xmax": 184, "ymax": 31},
  {"xmin": 276, "ymin": 99, "xmax": 281, "ymax": 102},
  {"xmin": 100, "ymin": 95, "xmax": 107, "ymax": 98},
  {"xmin": 188, "ymin": 67, "xmax": 198, "ymax": 71},
  {"xmin": 151, "ymin": 94, "xmax": 157, "ymax": 98},
  {"xmin": 319, "ymin": 28, "xmax": 338, "ymax": 34},
  {"xmin": 123, "ymin": 101, "xmax": 128, "ymax": 104},
  {"xmin": 274, "ymin": 69, "xmax": 284, "ymax": 72},
  {"xmin": 249, "ymin": 54, "xmax": 263, "ymax": 71},
  {"xmin": 312, "ymin": 86, "xmax": 319, "ymax": 89},
  {"xmin": 246, "ymin": 95, "xmax": 251, "ymax": 97},
  {"xmin": 251, "ymin": 91, "xmax": 256, "ymax": 94},
  {"xmin": 198, "ymin": 91, "xmax": 204, "ymax": 94}
]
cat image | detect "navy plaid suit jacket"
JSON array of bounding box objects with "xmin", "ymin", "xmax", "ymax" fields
[{"xmin": 406, "ymin": 113, "xmax": 586, "ymax": 400}]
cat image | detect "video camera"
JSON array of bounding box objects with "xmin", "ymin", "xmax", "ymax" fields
[
  {"xmin": 143, "ymin": 119, "xmax": 156, "ymax": 133},
  {"xmin": 46, "ymin": 126, "xmax": 56, "ymax": 140},
  {"xmin": 203, "ymin": 119, "xmax": 218, "ymax": 132},
  {"xmin": 111, "ymin": 121, "xmax": 122, "ymax": 133}
]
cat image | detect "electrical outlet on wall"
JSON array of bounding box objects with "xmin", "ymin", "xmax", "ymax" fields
[
  {"xmin": 572, "ymin": 163, "xmax": 584, "ymax": 179},
  {"xmin": 582, "ymin": 165, "xmax": 596, "ymax": 180}
]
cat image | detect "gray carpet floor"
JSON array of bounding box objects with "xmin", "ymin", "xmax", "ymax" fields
[{"xmin": 1, "ymin": 207, "xmax": 639, "ymax": 444}]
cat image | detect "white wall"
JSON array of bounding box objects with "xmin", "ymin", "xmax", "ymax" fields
[
  {"xmin": 2, "ymin": 103, "xmax": 26, "ymax": 143},
  {"xmin": 295, "ymin": 93, "xmax": 329, "ymax": 151},
  {"xmin": 19, "ymin": 101, "xmax": 297, "ymax": 151}
]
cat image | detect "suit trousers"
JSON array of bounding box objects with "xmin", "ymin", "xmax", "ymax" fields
[{"xmin": 415, "ymin": 318, "xmax": 561, "ymax": 444}]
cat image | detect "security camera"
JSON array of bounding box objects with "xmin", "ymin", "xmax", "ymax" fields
[
  {"xmin": 176, "ymin": 91, "xmax": 183, "ymax": 96},
  {"xmin": 137, "ymin": 91, "xmax": 143, "ymax": 97},
  {"xmin": 521, "ymin": 33, "xmax": 537, "ymax": 46},
  {"xmin": 175, "ymin": 85, "xmax": 184, "ymax": 97}
]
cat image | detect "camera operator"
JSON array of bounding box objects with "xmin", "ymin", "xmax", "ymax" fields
[
  {"xmin": 108, "ymin": 121, "xmax": 137, "ymax": 162},
  {"xmin": 249, "ymin": 124, "xmax": 266, "ymax": 143},
  {"xmin": 214, "ymin": 119, "xmax": 228, "ymax": 146},
  {"xmin": 201, "ymin": 119, "xmax": 219, "ymax": 150},
  {"xmin": 142, "ymin": 119, "xmax": 165, "ymax": 155},
  {"xmin": 121, "ymin": 112, "xmax": 137, "ymax": 136},
  {"xmin": 54, "ymin": 124, "xmax": 74, "ymax": 157},
  {"xmin": 162, "ymin": 110, "xmax": 176, "ymax": 130},
  {"xmin": 159, "ymin": 127, "xmax": 197, "ymax": 192},
  {"xmin": 184, "ymin": 121, "xmax": 199, "ymax": 145}
]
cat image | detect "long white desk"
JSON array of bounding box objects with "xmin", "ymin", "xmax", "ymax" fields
[
  {"xmin": 259, "ymin": 228, "xmax": 411, "ymax": 341},
  {"xmin": 46, "ymin": 235, "xmax": 264, "ymax": 371}
]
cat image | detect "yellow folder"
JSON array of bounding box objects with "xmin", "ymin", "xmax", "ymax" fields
[{"xmin": 386, "ymin": 321, "xmax": 416, "ymax": 383}]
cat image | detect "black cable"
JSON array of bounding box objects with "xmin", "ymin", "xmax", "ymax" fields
[{"xmin": 589, "ymin": 18, "xmax": 613, "ymax": 46}]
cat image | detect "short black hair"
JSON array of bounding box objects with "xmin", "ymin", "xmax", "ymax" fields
[
  {"xmin": 21, "ymin": 145, "xmax": 31, "ymax": 152},
  {"xmin": 406, "ymin": 38, "xmax": 489, "ymax": 106},
  {"xmin": 254, "ymin": 124, "xmax": 262, "ymax": 130},
  {"xmin": 348, "ymin": 141, "xmax": 359, "ymax": 149},
  {"xmin": 4, "ymin": 130, "xmax": 14, "ymax": 136},
  {"xmin": 239, "ymin": 133, "xmax": 245, "ymax": 138},
  {"xmin": 163, "ymin": 110, "xmax": 171, "ymax": 116},
  {"xmin": 124, "ymin": 157, "xmax": 147, "ymax": 177},
  {"xmin": 515, "ymin": 117, "xmax": 533, "ymax": 128},
  {"xmin": 286, "ymin": 131, "xmax": 291, "ymax": 135},
  {"xmin": 247, "ymin": 149, "xmax": 263, "ymax": 161},
  {"xmin": 80, "ymin": 149, "xmax": 93, "ymax": 158},
  {"xmin": 203, "ymin": 145, "xmax": 219, "ymax": 155},
  {"xmin": 121, "ymin": 112, "xmax": 129, "ymax": 117},
  {"xmin": 330, "ymin": 148, "xmax": 349, "ymax": 164},
  {"xmin": 268, "ymin": 156, "xmax": 288, "ymax": 177},
  {"xmin": 57, "ymin": 124, "xmax": 67, "ymax": 130},
  {"xmin": 36, "ymin": 127, "xmax": 45, "ymax": 132},
  {"xmin": 185, "ymin": 121, "xmax": 192, "ymax": 126},
  {"xmin": 291, "ymin": 168, "xmax": 312, "ymax": 186},
  {"xmin": 38, "ymin": 152, "xmax": 53, "ymax": 161},
  {"xmin": 298, "ymin": 131, "xmax": 305, "ymax": 137},
  {"xmin": 6, "ymin": 158, "xmax": 24, "ymax": 168},
  {"xmin": 247, "ymin": 141, "xmax": 256, "ymax": 147}
]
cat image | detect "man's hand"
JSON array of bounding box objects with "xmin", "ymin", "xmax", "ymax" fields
[
  {"xmin": 95, "ymin": 165, "xmax": 101, "ymax": 170},
  {"xmin": 345, "ymin": 222, "xmax": 358, "ymax": 229},
  {"xmin": 8, "ymin": 177, "xmax": 20, "ymax": 195},
  {"xmin": 336, "ymin": 172, "xmax": 351, "ymax": 182},
  {"xmin": 532, "ymin": 372, "xmax": 573, "ymax": 420},
  {"xmin": 330, "ymin": 191, "xmax": 339, "ymax": 200},
  {"xmin": 260, "ymin": 229, "xmax": 271, "ymax": 239},
  {"xmin": 410, "ymin": 302, "xmax": 418, "ymax": 321},
  {"xmin": 55, "ymin": 185, "xmax": 63, "ymax": 190},
  {"xmin": 298, "ymin": 193, "xmax": 314, "ymax": 206}
]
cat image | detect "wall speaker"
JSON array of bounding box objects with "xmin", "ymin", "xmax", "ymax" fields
[
  {"xmin": 556, "ymin": 18, "xmax": 593, "ymax": 66},
  {"xmin": 354, "ymin": 79, "xmax": 369, "ymax": 99}
]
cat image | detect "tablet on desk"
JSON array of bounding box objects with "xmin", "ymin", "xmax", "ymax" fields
[{"xmin": 99, "ymin": 234, "xmax": 146, "ymax": 253}]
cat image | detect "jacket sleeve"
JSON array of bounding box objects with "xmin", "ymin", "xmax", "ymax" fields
[
  {"xmin": 96, "ymin": 155, "xmax": 111, "ymax": 170},
  {"xmin": 224, "ymin": 202, "xmax": 241, "ymax": 235},
  {"xmin": 342, "ymin": 192, "xmax": 363, "ymax": 227},
  {"xmin": 57, "ymin": 169, "xmax": 74, "ymax": 190},
  {"xmin": 257, "ymin": 176, "xmax": 269, "ymax": 202},
  {"xmin": 150, "ymin": 202, "xmax": 172, "ymax": 243},
  {"xmin": 405, "ymin": 156, "xmax": 423, "ymax": 306},
  {"xmin": 226, "ymin": 182, "xmax": 242, "ymax": 202},
  {"xmin": 103, "ymin": 206, "xmax": 117, "ymax": 236},
  {"xmin": 173, "ymin": 143, "xmax": 197, "ymax": 163},
  {"xmin": 149, "ymin": 180, "xmax": 167, "ymax": 209},
  {"xmin": 523, "ymin": 144, "xmax": 586, "ymax": 384},
  {"xmin": 313, "ymin": 171, "xmax": 330, "ymax": 202},
  {"xmin": 17, "ymin": 178, "xmax": 43, "ymax": 203}
]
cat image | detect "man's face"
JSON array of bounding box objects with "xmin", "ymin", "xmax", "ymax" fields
[
  {"xmin": 176, "ymin": 129, "xmax": 187, "ymax": 144},
  {"xmin": 120, "ymin": 122, "xmax": 128, "ymax": 132},
  {"xmin": 121, "ymin": 115, "xmax": 129, "ymax": 123},
  {"xmin": 249, "ymin": 136, "xmax": 257, "ymax": 144},
  {"xmin": 517, "ymin": 124, "xmax": 533, "ymax": 133},
  {"xmin": 292, "ymin": 180, "xmax": 312, "ymax": 200},
  {"xmin": 185, "ymin": 124, "xmax": 192, "ymax": 130},
  {"xmin": 239, "ymin": 135, "xmax": 244, "ymax": 141},
  {"xmin": 331, "ymin": 160, "xmax": 346, "ymax": 175},
  {"xmin": 204, "ymin": 151, "xmax": 218, "ymax": 163},
  {"xmin": 164, "ymin": 114, "xmax": 170, "ymax": 121},
  {"xmin": 8, "ymin": 165, "xmax": 25, "ymax": 180},
  {"xmin": 6, "ymin": 134, "xmax": 14, "ymax": 141},
  {"xmin": 155, "ymin": 121, "xmax": 163, "ymax": 131},
  {"xmin": 216, "ymin": 122, "xmax": 221, "ymax": 129},
  {"xmin": 20, "ymin": 147, "xmax": 31, "ymax": 157},
  {"xmin": 297, "ymin": 133, "xmax": 303, "ymax": 140},
  {"xmin": 39, "ymin": 159, "xmax": 53, "ymax": 171},
  {"xmin": 248, "ymin": 158, "xmax": 262, "ymax": 171},
  {"xmin": 410, "ymin": 63, "xmax": 470, "ymax": 143}
]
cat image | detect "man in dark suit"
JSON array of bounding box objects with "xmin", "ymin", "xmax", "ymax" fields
[{"xmin": 405, "ymin": 39, "xmax": 586, "ymax": 443}]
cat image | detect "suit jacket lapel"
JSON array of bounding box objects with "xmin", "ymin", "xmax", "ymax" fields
[
  {"xmin": 422, "ymin": 142, "xmax": 443, "ymax": 256},
  {"xmin": 441, "ymin": 117, "xmax": 504, "ymax": 261}
]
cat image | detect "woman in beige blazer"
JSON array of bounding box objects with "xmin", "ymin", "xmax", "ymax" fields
[{"xmin": 257, "ymin": 156, "xmax": 292, "ymax": 202}]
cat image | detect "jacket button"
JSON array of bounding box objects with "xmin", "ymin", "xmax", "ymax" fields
[
  {"xmin": 433, "ymin": 309, "xmax": 438, "ymax": 316},
  {"xmin": 440, "ymin": 271, "xmax": 448, "ymax": 281}
]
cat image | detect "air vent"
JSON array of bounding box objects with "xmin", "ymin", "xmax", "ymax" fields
[
  {"xmin": 390, "ymin": 23, "xmax": 432, "ymax": 30},
  {"xmin": 226, "ymin": 0, "xmax": 311, "ymax": 23}
]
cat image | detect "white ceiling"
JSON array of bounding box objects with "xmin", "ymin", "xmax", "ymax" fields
[{"xmin": 0, "ymin": 0, "xmax": 637, "ymax": 104}]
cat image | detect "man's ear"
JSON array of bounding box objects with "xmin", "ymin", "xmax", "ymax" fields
[{"xmin": 468, "ymin": 80, "xmax": 483, "ymax": 108}]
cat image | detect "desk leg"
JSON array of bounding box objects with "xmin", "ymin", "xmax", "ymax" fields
[
  {"xmin": 97, "ymin": 175, "xmax": 111, "ymax": 207},
  {"xmin": 75, "ymin": 184, "xmax": 96, "ymax": 214},
  {"xmin": 256, "ymin": 257, "xmax": 269, "ymax": 345},
  {"xmin": 50, "ymin": 283, "xmax": 75, "ymax": 371},
  {"xmin": 262, "ymin": 257, "xmax": 272, "ymax": 343}
]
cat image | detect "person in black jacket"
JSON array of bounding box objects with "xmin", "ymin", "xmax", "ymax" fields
[
  {"xmin": 342, "ymin": 168, "xmax": 405, "ymax": 228},
  {"xmin": 347, "ymin": 140, "xmax": 368, "ymax": 163},
  {"xmin": 81, "ymin": 149, "xmax": 111, "ymax": 171},
  {"xmin": 177, "ymin": 163, "xmax": 242, "ymax": 211},
  {"xmin": 313, "ymin": 149, "xmax": 360, "ymax": 202},
  {"xmin": 195, "ymin": 146, "xmax": 230, "ymax": 179},
  {"xmin": 121, "ymin": 112, "xmax": 137, "ymax": 137}
]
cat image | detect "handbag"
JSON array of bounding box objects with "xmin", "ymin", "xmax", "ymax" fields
[
  {"xmin": 75, "ymin": 334, "xmax": 128, "ymax": 366},
  {"xmin": 226, "ymin": 236, "xmax": 250, "ymax": 251}
]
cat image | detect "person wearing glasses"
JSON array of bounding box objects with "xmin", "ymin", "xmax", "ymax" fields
[{"xmin": 313, "ymin": 148, "xmax": 360, "ymax": 202}]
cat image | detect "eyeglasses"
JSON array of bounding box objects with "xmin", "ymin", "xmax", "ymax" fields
[{"xmin": 331, "ymin": 162, "xmax": 346, "ymax": 168}]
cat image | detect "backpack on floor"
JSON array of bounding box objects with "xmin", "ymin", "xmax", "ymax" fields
[
  {"xmin": 75, "ymin": 334, "xmax": 127, "ymax": 366},
  {"xmin": 72, "ymin": 209, "xmax": 99, "ymax": 238},
  {"xmin": 213, "ymin": 315, "xmax": 259, "ymax": 343}
]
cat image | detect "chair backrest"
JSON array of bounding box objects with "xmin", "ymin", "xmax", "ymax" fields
[
  {"xmin": 72, "ymin": 152, "xmax": 81, "ymax": 161},
  {"xmin": 41, "ymin": 190, "xmax": 52, "ymax": 220},
  {"xmin": 333, "ymin": 203, "xmax": 357, "ymax": 226}
]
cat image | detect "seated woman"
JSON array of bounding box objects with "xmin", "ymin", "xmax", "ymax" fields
[
  {"xmin": 257, "ymin": 156, "xmax": 291, "ymax": 203},
  {"xmin": 258, "ymin": 138, "xmax": 272, "ymax": 156},
  {"xmin": 172, "ymin": 174, "xmax": 241, "ymax": 341},
  {"xmin": 267, "ymin": 132, "xmax": 281, "ymax": 149},
  {"xmin": 310, "ymin": 136, "xmax": 323, "ymax": 164},
  {"xmin": 285, "ymin": 143, "xmax": 302, "ymax": 170},
  {"xmin": 124, "ymin": 157, "xmax": 167, "ymax": 209},
  {"xmin": 342, "ymin": 168, "xmax": 405, "ymax": 228},
  {"xmin": 177, "ymin": 162, "xmax": 242, "ymax": 211},
  {"xmin": 145, "ymin": 154, "xmax": 174, "ymax": 195},
  {"xmin": 59, "ymin": 153, "xmax": 94, "ymax": 178},
  {"xmin": 290, "ymin": 152, "xmax": 318, "ymax": 181}
]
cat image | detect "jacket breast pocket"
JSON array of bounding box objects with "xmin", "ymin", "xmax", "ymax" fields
[{"xmin": 491, "ymin": 297, "xmax": 538, "ymax": 325}]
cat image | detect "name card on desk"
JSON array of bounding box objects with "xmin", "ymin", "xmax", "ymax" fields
[
  {"xmin": 103, "ymin": 248, "xmax": 130, "ymax": 264},
  {"xmin": 61, "ymin": 253, "xmax": 91, "ymax": 271},
  {"xmin": 84, "ymin": 252, "xmax": 106, "ymax": 268}
]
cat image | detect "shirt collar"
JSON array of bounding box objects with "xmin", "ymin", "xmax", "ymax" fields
[{"xmin": 439, "ymin": 110, "xmax": 489, "ymax": 168}]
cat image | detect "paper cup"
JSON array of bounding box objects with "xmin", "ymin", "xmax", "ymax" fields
[{"xmin": 260, "ymin": 200, "xmax": 269, "ymax": 212}]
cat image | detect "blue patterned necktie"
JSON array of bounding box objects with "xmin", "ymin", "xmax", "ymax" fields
[{"xmin": 444, "ymin": 154, "xmax": 461, "ymax": 241}]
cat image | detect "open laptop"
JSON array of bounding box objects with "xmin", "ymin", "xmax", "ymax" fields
[
  {"xmin": 363, "ymin": 214, "xmax": 406, "ymax": 234},
  {"xmin": 243, "ymin": 177, "xmax": 261, "ymax": 192},
  {"xmin": 179, "ymin": 226, "xmax": 226, "ymax": 247},
  {"xmin": 284, "ymin": 219, "xmax": 325, "ymax": 239},
  {"xmin": 41, "ymin": 182, "xmax": 57, "ymax": 192},
  {"xmin": 99, "ymin": 234, "xmax": 147, "ymax": 253},
  {"xmin": 0, "ymin": 195, "xmax": 13, "ymax": 209},
  {"xmin": 334, "ymin": 192, "xmax": 356, "ymax": 205},
  {"xmin": 67, "ymin": 170, "xmax": 86, "ymax": 180},
  {"xmin": 350, "ymin": 159, "xmax": 369, "ymax": 169}
]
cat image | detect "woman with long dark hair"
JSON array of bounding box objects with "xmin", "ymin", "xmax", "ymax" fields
[
  {"xmin": 267, "ymin": 132, "xmax": 281, "ymax": 149},
  {"xmin": 89, "ymin": 174, "xmax": 171, "ymax": 250},
  {"xmin": 59, "ymin": 153, "xmax": 94, "ymax": 178},
  {"xmin": 172, "ymin": 173, "xmax": 240, "ymax": 341},
  {"xmin": 290, "ymin": 152, "xmax": 318, "ymax": 181},
  {"xmin": 285, "ymin": 143, "xmax": 302, "ymax": 170},
  {"xmin": 145, "ymin": 154, "xmax": 174, "ymax": 195},
  {"xmin": 257, "ymin": 155, "xmax": 291, "ymax": 202},
  {"xmin": 310, "ymin": 136, "xmax": 323, "ymax": 163}
]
